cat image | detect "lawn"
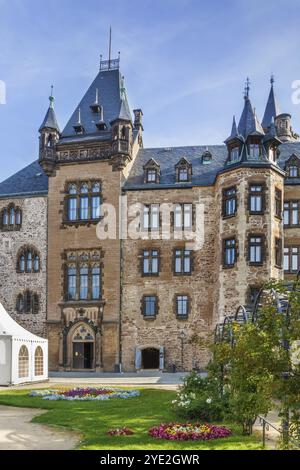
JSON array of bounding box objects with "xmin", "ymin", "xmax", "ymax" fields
[{"xmin": 0, "ymin": 388, "xmax": 262, "ymax": 450}]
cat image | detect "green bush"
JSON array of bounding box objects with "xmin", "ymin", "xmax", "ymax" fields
[{"xmin": 173, "ymin": 372, "xmax": 229, "ymax": 422}]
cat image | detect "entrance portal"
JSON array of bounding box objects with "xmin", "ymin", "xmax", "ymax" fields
[
  {"xmin": 142, "ymin": 348, "xmax": 160, "ymax": 369},
  {"xmin": 73, "ymin": 342, "xmax": 93, "ymax": 369},
  {"xmin": 71, "ymin": 324, "xmax": 95, "ymax": 370}
]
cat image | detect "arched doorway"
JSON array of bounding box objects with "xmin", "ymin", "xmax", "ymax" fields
[
  {"xmin": 142, "ymin": 348, "xmax": 160, "ymax": 369},
  {"xmin": 72, "ymin": 324, "xmax": 95, "ymax": 370}
]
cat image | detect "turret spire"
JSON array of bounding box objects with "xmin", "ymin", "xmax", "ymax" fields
[
  {"xmin": 39, "ymin": 86, "xmax": 60, "ymax": 133},
  {"xmin": 262, "ymin": 75, "xmax": 281, "ymax": 130}
]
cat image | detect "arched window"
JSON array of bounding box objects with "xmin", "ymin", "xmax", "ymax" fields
[
  {"xmin": 16, "ymin": 291, "xmax": 39, "ymax": 314},
  {"xmin": 65, "ymin": 181, "xmax": 102, "ymax": 222},
  {"xmin": 66, "ymin": 250, "xmax": 102, "ymax": 301},
  {"xmin": 34, "ymin": 346, "xmax": 44, "ymax": 376},
  {"xmin": 1, "ymin": 204, "xmax": 22, "ymax": 231},
  {"xmin": 17, "ymin": 247, "xmax": 40, "ymax": 273},
  {"xmin": 18, "ymin": 345, "xmax": 29, "ymax": 378}
]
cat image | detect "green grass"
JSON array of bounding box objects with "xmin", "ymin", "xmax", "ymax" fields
[{"xmin": 0, "ymin": 389, "xmax": 262, "ymax": 450}]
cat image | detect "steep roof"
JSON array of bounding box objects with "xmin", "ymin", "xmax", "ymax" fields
[
  {"xmin": 262, "ymin": 83, "xmax": 281, "ymax": 130},
  {"xmin": 39, "ymin": 105, "xmax": 60, "ymax": 133},
  {"xmin": 238, "ymin": 97, "xmax": 265, "ymax": 139},
  {"xmin": 60, "ymin": 69, "xmax": 132, "ymax": 141},
  {"xmin": 0, "ymin": 161, "xmax": 48, "ymax": 199}
]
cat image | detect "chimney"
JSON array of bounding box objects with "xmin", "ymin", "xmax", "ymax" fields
[{"xmin": 133, "ymin": 109, "xmax": 144, "ymax": 131}]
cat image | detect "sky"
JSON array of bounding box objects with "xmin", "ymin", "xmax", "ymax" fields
[{"xmin": 1, "ymin": 0, "xmax": 300, "ymax": 181}]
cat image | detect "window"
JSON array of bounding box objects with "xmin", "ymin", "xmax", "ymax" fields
[
  {"xmin": 275, "ymin": 189, "xmax": 282, "ymax": 219},
  {"xmin": 146, "ymin": 169, "xmax": 157, "ymax": 183},
  {"xmin": 176, "ymin": 295, "xmax": 189, "ymax": 317},
  {"xmin": 0, "ymin": 204, "xmax": 22, "ymax": 231},
  {"xmin": 17, "ymin": 247, "xmax": 40, "ymax": 273},
  {"xmin": 34, "ymin": 346, "xmax": 44, "ymax": 376},
  {"xmin": 175, "ymin": 158, "xmax": 192, "ymax": 182},
  {"xmin": 249, "ymin": 144, "xmax": 260, "ymax": 159},
  {"xmin": 202, "ymin": 150, "xmax": 212, "ymax": 164},
  {"xmin": 284, "ymin": 201, "xmax": 300, "ymax": 227},
  {"xmin": 18, "ymin": 345, "xmax": 29, "ymax": 378},
  {"xmin": 143, "ymin": 159, "xmax": 160, "ymax": 184},
  {"xmin": 65, "ymin": 181, "xmax": 102, "ymax": 223},
  {"xmin": 288, "ymin": 166, "xmax": 298, "ymax": 178},
  {"xmin": 230, "ymin": 147, "xmax": 240, "ymax": 162},
  {"xmin": 178, "ymin": 168, "xmax": 189, "ymax": 182},
  {"xmin": 275, "ymin": 238, "xmax": 282, "ymax": 268},
  {"xmin": 223, "ymin": 238, "xmax": 237, "ymax": 267},
  {"xmin": 65, "ymin": 250, "xmax": 102, "ymax": 302},
  {"xmin": 174, "ymin": 204, "xmax": 193, "ymax": 230},
  {"xmin": 249, "ymin": 184, "xmax": 265, "ymax": 214},
  {"xmin": 174, "ymin": 249, "xmax": 192, "ymax": 275},
  {"xmin": 142, "ymin": 296, "xmax": 158, "ymax": 318},
  {"xmin": 269, "ymin": 147, "xmax": 277, "ymax": 162},
  {"xmin": 142, "ymin": 250, "xmax": 159, "ymax": 276},
  {"xmin": 249, "ymin": 236, "xmax": 264, "ymax": 265},
  {"xmin": 284, "ymin": 246, "xmax": 300, "ymax": 273},
  {"xmin": 142, "ymin": 205, "xmax": 160, "ymax": 231},
  {"xmin": 223, "ymin": 187, "xmax": 237, "ymax": 217},
  {"xmin": 16, "ymin": 291, "xmax": 39, "ymax": 314}
]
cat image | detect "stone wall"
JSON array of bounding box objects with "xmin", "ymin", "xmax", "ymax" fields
[{"xmin": 0, "ymin": 196, "xmax": 47, "ymax": 337}]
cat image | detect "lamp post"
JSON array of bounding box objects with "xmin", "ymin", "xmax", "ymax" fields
[{"xmin": 179, "ymin": 330, "xmax": 187, "ymax": 371}]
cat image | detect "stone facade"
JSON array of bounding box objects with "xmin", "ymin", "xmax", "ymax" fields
[{"xmin": 0, "ymin": 196, "xmax": 47, "ymax": 337}]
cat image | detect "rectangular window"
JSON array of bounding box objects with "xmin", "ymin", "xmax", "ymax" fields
[
  {"xmin": 174, "ymin": 204, "xmax": 193, "ymax": 230},
  {"xmin": 174, "ymin": 249, "xmax": 192, "ymax": 275},
  {"xmin": 142, "ymin": 250, "xmax": 159, "ymax": 276},
  {"xmin": 80, "ymin": 196, "xmax": 89, "ymax": 220},
  {"xmin": 92, "ymin": 267, "xmax": 101, "ymax": 300},
  {"xmin": 289, "ymin": 166, "xmax": 298, "ymax": 178},
  {"xmin": 143, "ymin": 205, "xmax": 160, "ymax": 231},
  {"xmin": 249, "ymin": 184, "xmax": 264, "ymax": 214},
  {"xmin": 147, "ymin": 169, "xmax": 157, "ymax": 183},
  {"xmin": 176, "ymin": 295, "xmax": 189, "ymax": 317},
  {"xmin": 142, "ymin": 296, "xmax": 157, "ymax": 318},
  {"xmin": 68, "ymin": 198, "xmax": 77, "ymax": 221},
  {"xmin": 178, "ymin": 168, "xmax": 189, "ymax": 182},
  {"xmin": 91, "ymin": 196, "xmax": 101, "ymax": 220},
  {"xmin": 249, "ymin": 144, "xmax": 260, "ymax": 159},
  {"xmin": 67, "ymin": 267, "xmax": 77, "ymax": 300},
  {"xmin": 223, "ymin": 187, "xmax": 237, "ymax": 217},
  {"xmin": 230, "ymin": 147, "xmax": 239, "ymax": 162},
  {"xmin": 284, "ymin": 246, "xmax": 300, "ymax": 273},
  {"xmin": 79, "ymin": 267, "xmax": 89, "ymax": 300},
  {"xmin": 284, "ymin": 201, "xmax": 299, "ymax": 227},
  {"xmin": 249, "ymin": 236, "xmax": 263, "ymax": 265},
  {"xmin": 275, "ymin": 238, "xmax": 282, "ymax": 268},
  {"xmin": 223, "ymin": 238, "xmax": 236, "ymax": 267},
  {"xmin": 275, "ymin": 189, "xmax": 282, "ymax": 219}
]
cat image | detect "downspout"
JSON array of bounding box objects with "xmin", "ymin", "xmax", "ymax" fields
[{"xmin": 118, "ymin": 189, "xmax": 125, "ymax": 372}]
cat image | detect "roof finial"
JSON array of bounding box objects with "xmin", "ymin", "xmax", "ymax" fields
[
  {"xmin": 270, "ymin": 73, "xmax": 275, "ymax": 86},
  {"xmin": 244, "ymin": 77, "xmax": 250, "ymax": 99},
  {"xmin": 49, "ymin": 85, "xmax": 54, "ymax": 108}
]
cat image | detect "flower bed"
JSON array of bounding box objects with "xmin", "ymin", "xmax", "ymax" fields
[
  {"xmin": 149, "ymin": 423, "xmax": 231, "ymax": 441},
  {"xmin": 107, "ymin": 427, "xmax": 134, "ymax": 436},
  {"xmin": 29, "ymin": 387, "xmax": 140, "ymax": 401}
]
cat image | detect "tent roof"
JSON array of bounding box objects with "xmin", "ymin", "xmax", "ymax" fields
[{"xmin": 0, "ymin": 303, "xmax": 47, "ymax": 343}]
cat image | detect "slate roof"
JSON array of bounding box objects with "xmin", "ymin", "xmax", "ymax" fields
[
  {"xmin": 39, "ymin": 105, "xmax": 60, "ymax": 133},
  {"xmin": 0, "ymin": 161, "xmax": 48, "ymax": 199},
  {"xmin": 60, "ymin": 69, "xmax": 132, "ymax": 141},
  {"xmin": 238, "ymin": 97, "xmax": 265, "ymax": 139},
  {"xmin": 262, "ymin": 84, "xmax": 281, "ymax": 130},
  {"xmin": 277, "ymin": 141, "xmax": 300, "ymax": 184}
]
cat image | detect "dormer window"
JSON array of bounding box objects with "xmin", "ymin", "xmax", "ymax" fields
[
  {"xmin": 175, "ymin": 158, "xmax": 192, "ymax": 182},
  {"xmin": 289, "ymin": 165, "xmax": 298, "ymax": 178},
  {"xmin": 143, "ymin": 159, "xmax": 160, "ymax": 184},
  {"xmin": 147, "ymin": 169, "xmax": 157, "ymax": 183},
  {"xmin": 230, "ymin": 147, "xmax": 240, "ymax": 162},
  {"xmin": 202, "ymin": 150, "xmax": 212, "ymax": 164},
  {"xmin": 249, "ymin": 144, "xmax": 260, "ymax": 159}
]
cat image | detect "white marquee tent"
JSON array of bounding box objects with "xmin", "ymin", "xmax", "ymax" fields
[{"xmin": 0, "ymin": 303, "xmax": 48, "ymax": 386}]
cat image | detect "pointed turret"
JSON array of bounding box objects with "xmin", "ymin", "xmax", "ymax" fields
[
  {"xmin": 39, "ymin": 86, "xmax": 60, "ymax": 133},
  {"xmin": 225, "ymin": 116, "xmax": 242, "ymax": 143},
  {"xmin": 262, "ymin": 76, "xmax": 280, "ymax": 131},
  {"xmin": 238, "ymin": 80, "xmax": 264, "ymax": 139},
  {"xmin": 39, "ymin": 86, "xmax": 60, "ymax": 176}
]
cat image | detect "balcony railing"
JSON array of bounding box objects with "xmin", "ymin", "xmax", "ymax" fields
[{"xmin": 99, "ymin": 58, "xmax": 120, "ymax": 71}]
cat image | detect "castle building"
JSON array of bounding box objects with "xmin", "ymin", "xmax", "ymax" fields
[{"xmin": 1, "ymin": 56, "xmax": 300, "ymax": 372}]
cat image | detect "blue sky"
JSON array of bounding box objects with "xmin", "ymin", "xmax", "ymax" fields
[{"xmin": 1, "ymin": 0, "xmax": 300, "ymax": 181}]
